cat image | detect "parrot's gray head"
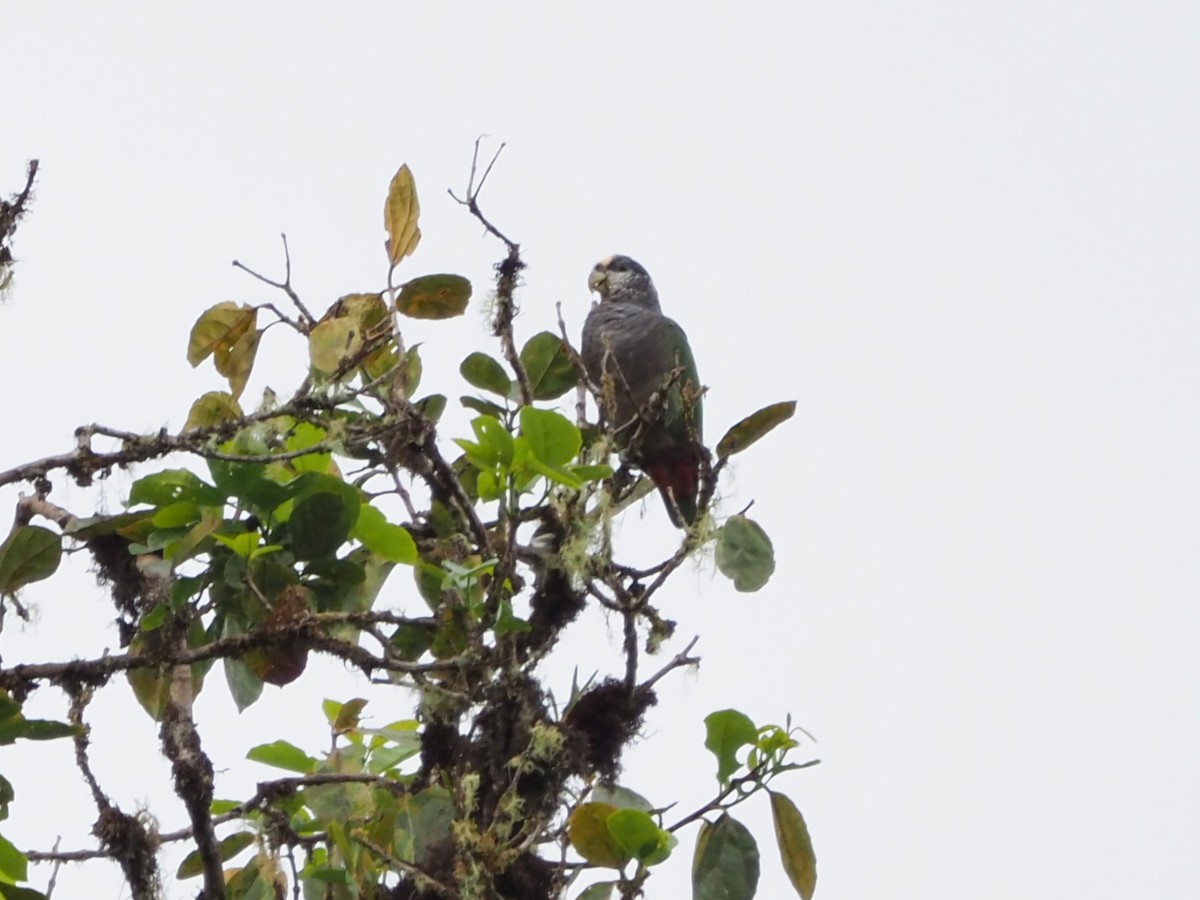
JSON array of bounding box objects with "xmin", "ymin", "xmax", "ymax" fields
[{"xmin": 588, "ymin": 255, "xmax": 661, "ymax": 310}]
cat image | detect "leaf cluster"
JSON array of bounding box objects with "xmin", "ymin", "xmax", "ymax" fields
[{"xmin": 0, "ymin": 159, "xmax": 810, "ymax": 900}]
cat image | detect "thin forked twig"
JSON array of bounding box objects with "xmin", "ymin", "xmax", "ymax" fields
[{"xmin": 232, "ymin": 233, "xmax": 317, "ymax": 329}]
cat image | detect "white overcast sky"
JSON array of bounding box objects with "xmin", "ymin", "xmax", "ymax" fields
[{"xmin": 4, "ymin": 2, "xmax": 1199, "ymax": 898}]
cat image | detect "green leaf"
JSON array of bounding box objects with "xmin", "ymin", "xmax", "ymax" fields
[
  {"xmin": 129, "ymin": 469, "xmax": 226, "ymax": 507},
  {"xmin": 0, "ymin": 719, "xmax": 75, "ymax": 743},
  {"xmin": 211, "ymin": 530, "xmax": 261, "ymax": 559},
  {"xmin": 224, "ymin": 856, "xmax": 268, "ymax": 897},
  {"xmin": 769, "ymin": 791, "xmax": 817, "ymax": 900},
  {"xmin": 0, "ymin": 832, "xmax": 27, "ymax": 884},
  {"xmin": 402, "ymin": 343, "xmax": 423, "ymax": 394},
  {"xmin": 460, "ymin": 395, "xmax": 507, "ymax": 418},
  {"xmin": 519, "ymin": 331, "xmax": 580, "ymax": 400},
  {"xmin": 494, "ymin": 598, "xmax": 531, "ymax": 637},
  {"xmin": 222, "ymin": 617, "xmax": 264, "ymax": 712},
  {"xmin": 176, "ymin": 831, "xmax": 256, "ymax": 879},
  {"xmin": 692, "ymin": 814, "xmax": 760, "ymax": 900},
  {"xmin": 514, "ymin": 438, "xmax": 584, "ymax": 491},
  {"xmin": 150, "ymin": 501, "xmax": 201, "ymax": 529},
  {"xmin": 716, "ymin": 400, "xmax": 797, "ymax": 459},
  {"xmin": 352, "ymin": 506, "xmax": 417, "ymax": 564},
  {"xmin": 0, "ymin": 694, "xmax": 19, "ymax": 726},
  {"xmin": 395, "ymin": 787, "xmax": 454, "ymax": 865},
  {"xmin": 123, "ymin": 617, "xmax": 210, "ymax": 721},
  {"xmin": 715, "ymin": 515, "xmax": 776, "ymax": 592},
  {"xmin": 63, "ymin": 510, "xmax": 154, "ymax": 540},
  {"xmin": 288, "ymin": 490, "xmax": 360, "ymax": 560},
  {"xmin": 304, "ymin": 749, "xmax": 373, "ymax": 825},
  {"xmin": 223, "ymin": 655, "xmax": 264, "ymax": 714},
  {"xmin": 246, "ymin": 740, "xmax": 317, "ymax": 774},
  {"xmin": 304, "ymin": 866, "xmax": 350, "ymax": 886},
  {"xmin": 568, "ymin": 464, "xmax": 614, "ymax": 483},
  {"xmin": 473, "ymin": 415, "xmax": 515, "ymax": 468},
  {"xmin": 0, "ymin": 526, "xmax": 62, "ymax": 596},
  {"xmin": 335, "ymin": 548, "xmax": 396, "ymax": 621},
  {"xmin": 575, "ymin": 883, "xmax": 616, "ymax": 900},
  {"xmin": 165, "ymin": 509, "xmax": 223, "ymax": 564},
  {"xmin": 362, "ymin": 744, "xmax": 407, "ymax": 775},
  {"xmin": 390, "ymin": 620, "xmax": 434, "ymax": 661},
  {"xmin": 396, "ymin": 274, "xmax": 471, "ymax": 320},
  {"xmin": 519, "ymin": 406, "xmax": 581, "ymax": 467},
  {"xmin": 704, "ymin": 709, "xmax": 758, "ymax": 784},
  {"xmin": 285, "ymin": 422, "xmax": 333, "ymax": 475},
  {"xmin": 184, "ymin": 391, "xmax": 244, "ymax": 430},
  {"xmin": 207, "ymin": 459, "xmax": 289, "ymax": 515},
  {"xmin": 460, "ymin": 352, "xmax": 512, "ymax": 397},
  {"xmin": 384, "ymin": 164, "xmax": 421, "ymax": 267},
  {"xmin": 0, "ymin": 885, "xmax": 48, "ymax": 900},
  {"xmin": 606, "ymin": 809, "xmax": 671, "ymax": 865},
  {"xmin": 414, "ymin": 393, "xmax": 447, "ymax": 423},
  {"xmin": 0, "ymin": 774, "xmax": 13, "ymax": 821},
  {"xmin": 589, "ymin": 785, "xmax": 654, "ymax": 813}
]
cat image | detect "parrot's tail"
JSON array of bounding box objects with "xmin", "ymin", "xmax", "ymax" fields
[{"xmin": 644, "ymin": 444, "xmax": 705, "ymax": 528}]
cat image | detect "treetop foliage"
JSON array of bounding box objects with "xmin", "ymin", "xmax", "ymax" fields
[{"xmin": 0, "ymin": 151, "xmax": 813, "ymax": 900}]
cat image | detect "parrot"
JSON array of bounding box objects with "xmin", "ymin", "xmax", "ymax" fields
[{"xmin": 583, "ymin": 254, "xmax": 705, "ymax": 527}]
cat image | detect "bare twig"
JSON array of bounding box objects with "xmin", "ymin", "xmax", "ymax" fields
[
  {"xmin": 639, "ymin": 636, "xmax": 700, "ymax": 692},
  {"xmin": 622, "ymin": 602, "xmax": 639, "ymax": 694},
  {"xmin": 232, "ymin": 233, "xmax": 317, "ymax": 329},
  {"xmin": 0, "ymin": 160, "xmax": 39, "ymax": 296},
  {"xmin": 556, "ymin": 300, "xmax": 592, "ymax": 427},
  {"xmin": 449, "ymin": 139, "xmax": 532, "ymax": 405},
  {"xmin": 354, "ymin": 834, "xmax": 456, "ymax": 898},
  {"xmin": 0, "ymin": 382, "xmax": 393, "ymax": 490},
  {"xmin": 43, "ymin": 837, "xmax": 62, "ymax": 898},
  {"xmin": 447, "ymin": 138, "xmax": 516, "ymax": 252},
  {"xmin": 65, "ymin": 688, "xmax": 162, "ymax": 899}
]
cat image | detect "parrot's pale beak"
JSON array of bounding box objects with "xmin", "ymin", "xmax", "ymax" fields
[{"xmin": 587, "ymin": 268, "xmax": 606, "ymax": 293}]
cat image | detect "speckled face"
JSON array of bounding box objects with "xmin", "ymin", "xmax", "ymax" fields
[{"xmin": 588, "ymin": 255, "xmax": 655, "ymax": 302}]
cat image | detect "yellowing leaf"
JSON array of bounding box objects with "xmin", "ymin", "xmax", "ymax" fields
[
  {"xmin": 568, "ymin": 802, "xmax": 628, "ymax": 868},
  {"xmin": 184, "ymin": 392, "xmax": 244, "ymax": 430},
  {"xmin": 384, "ymin": 164, "xmax": 422, "ymax": 267},
  {"xmin": 769, "ymin": 791, "xmax": 817, "ymax": 900},
  {"xmin": 187, "ymin": 302, "xmax": 257, "ymax": 367},
  {"xmin": 309, "ymin": 316, "xmax": 363, "ymax": 375},
  {"xmin": 318, "ymin": 293, "xmax": 396, "ymax": 382},
  {"xmin": 333, "ymin": 697, "xmax": 368, "ymax": 735},
  {"xmin": 717, "ymin": 401, "xmax": 796, "ymax": 460},
  {"xmin": 213, "ymin": 327, "xmax": 262, "ymax": 400},
  {"xmin": 333, "ymin": 292, "xmax": 388, "ymax": 330},
  {"xmin": 395, "ymin": 274, "xmax": 472, "ymax": 320}
]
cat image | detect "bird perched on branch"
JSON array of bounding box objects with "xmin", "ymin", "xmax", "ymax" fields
[{"xmin": 583, "ymin": 255, "xmax": 705, "ymax": 527}]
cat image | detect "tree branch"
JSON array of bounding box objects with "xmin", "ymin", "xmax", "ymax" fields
[
  {"xmin": 232, "ymin": 233, "xmax": 317, "ymax": 330},
  {"xmin": 0, "ymin": 611, "xmax": 473, "ymax": 693}
]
